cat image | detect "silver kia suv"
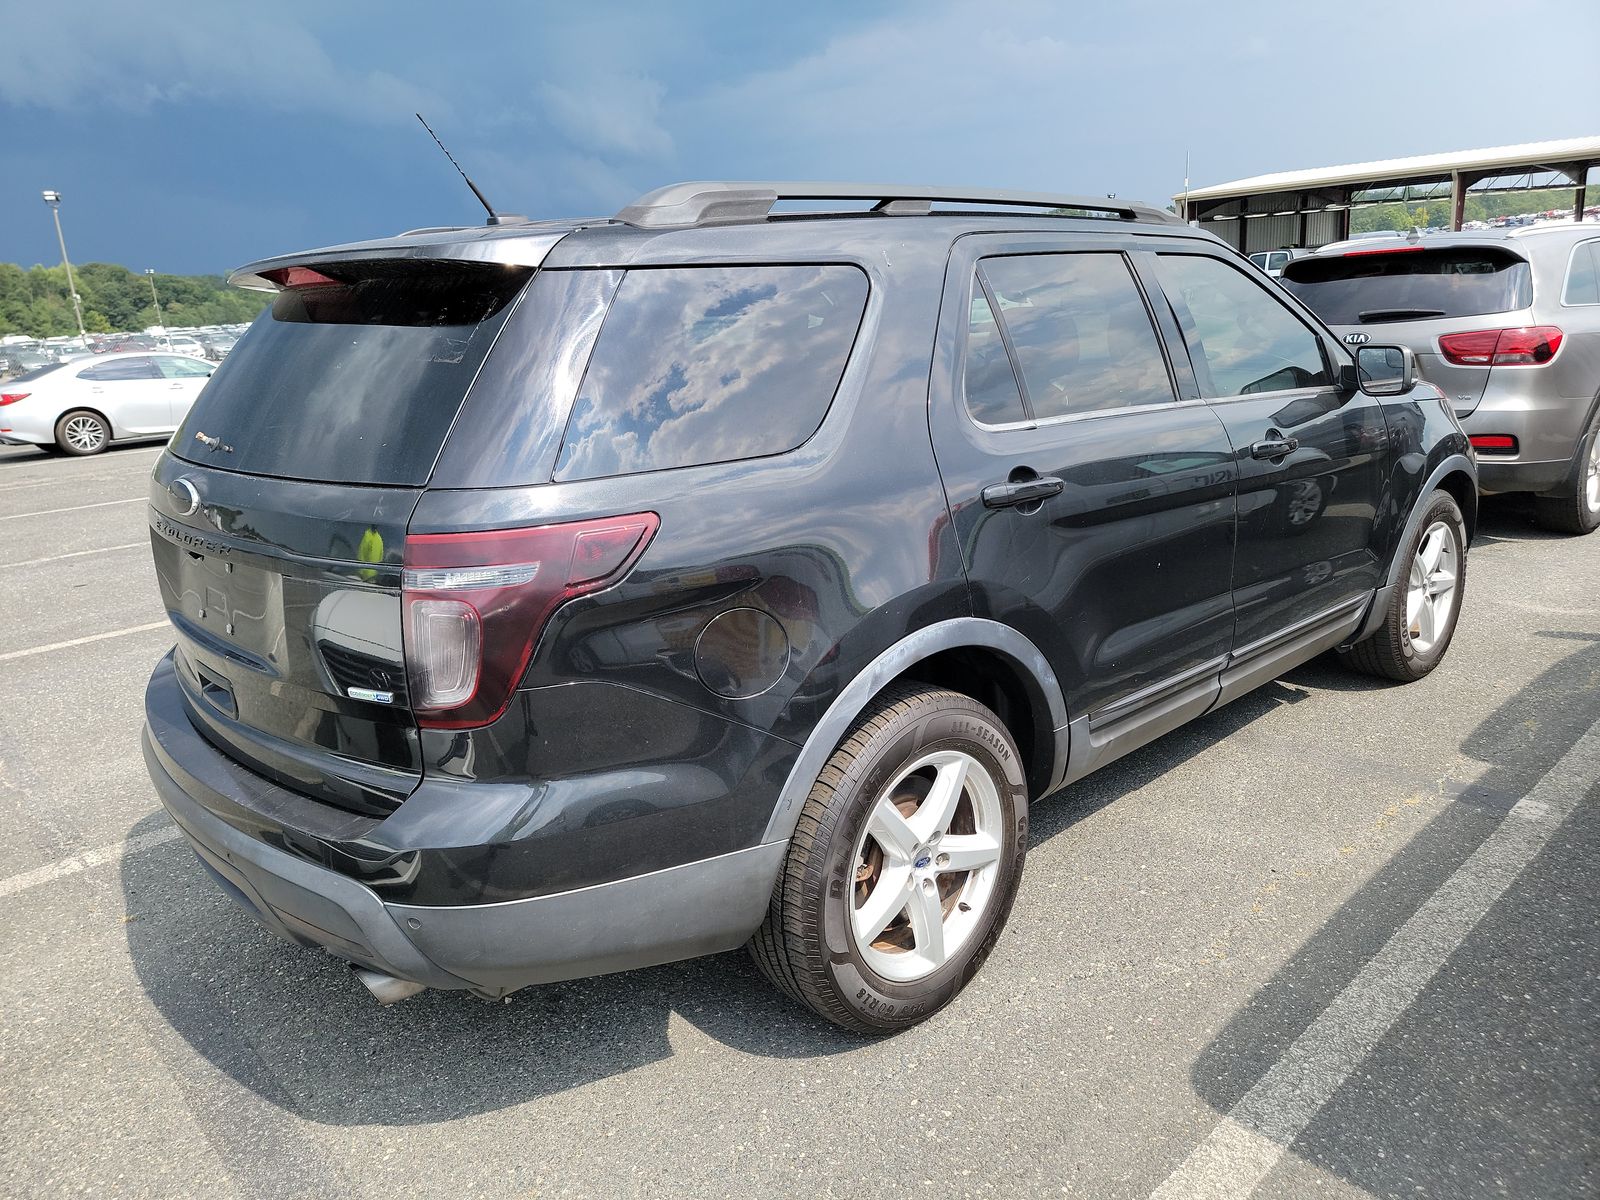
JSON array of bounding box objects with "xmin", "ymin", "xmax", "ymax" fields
[{"xmin": 1284, "ymin": 224, "xmax": 1600, "ymax": 533}]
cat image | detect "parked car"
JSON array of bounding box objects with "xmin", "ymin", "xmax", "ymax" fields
[
  {"xmin": 1246, "ymin": 248, "xmax": 1313, "ymax": 278},
  {"xmin": 1283, "ymin": 224, "xmax": 1600, "ymax": 533},
  {"xmin": 164, "ymin": 335, "xmax": 209, "ymax": 359},
  {"xmin": 0, "ymin": 351, "xmax": 214, "ymax": 454},
  {"xmin": 141, "ymin": 182, "xmax": 1475, "ymax": 1032}
]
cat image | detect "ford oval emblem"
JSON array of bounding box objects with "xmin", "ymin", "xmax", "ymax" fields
[
  {"xmin": 169, "ymin": 477, "xmax": 200, "ymax": 516},
  {"xmin": 1344, "ymin": 332, "xmax": 1371, "ymax": 345}
]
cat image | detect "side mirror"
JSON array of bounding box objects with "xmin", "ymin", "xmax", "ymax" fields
[{"xmin": 1353, "ymin": 344, "xmax": 1415, "ymax": 396}]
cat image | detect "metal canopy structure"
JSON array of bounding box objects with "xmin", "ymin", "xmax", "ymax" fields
[{"xmin": 1177, "ymin": 136, "xmax": 1600, "ymax": 254}]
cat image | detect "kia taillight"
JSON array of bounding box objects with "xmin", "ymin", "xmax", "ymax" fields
[
  {"xmin": 1437, "ymin": 326, "xmax": 1563, "ymax": 367},
  {"xmin": 0, "ymin": 393, "xmax": 28, "ymax": 405},
  {"xmin": 401, "ymin": 512, "xmax": 659, "ymax": 729}
]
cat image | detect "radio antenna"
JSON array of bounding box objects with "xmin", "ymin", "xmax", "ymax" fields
[{"xmin": 415, "ymin": 113, "xmax": 519, "ymax": 225}]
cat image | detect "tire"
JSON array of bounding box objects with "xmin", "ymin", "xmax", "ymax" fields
[
  {"xmin": 54, "ymin": 409, "xmax": 110, "ymax": 456},
  {"xmin": 1339, "ymin": 489, "xmax": 1468, "ymax": 682},
  {"xmin": 749, "ymin": 684, "xmax": 1028, "ymax": 1033},
  {"xmin": 1532, "ymin": 410, "xmax": 1600, "ymax": 535}
]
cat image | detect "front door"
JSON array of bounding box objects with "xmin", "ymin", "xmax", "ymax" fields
[
  {"xmin": 1151, "ymin": 250, "xmax": 1390, "ymax": 661},
  {"xmin": 928, "ymin": 240, "xmax": 1237, "ymax": 775}
]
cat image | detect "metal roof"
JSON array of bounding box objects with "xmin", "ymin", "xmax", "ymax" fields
[{"xmin": 1177, "ymin": 136, "xmax": 1600, "ymax": 203}]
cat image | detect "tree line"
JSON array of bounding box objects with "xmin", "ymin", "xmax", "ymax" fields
[
  {"xmin": 1350, "ymin": 187, "xmax": 1587, "ymax": 234},
  {"xmin": 0, "ymin": 261, "xmax": 269, "ymax": 338}
]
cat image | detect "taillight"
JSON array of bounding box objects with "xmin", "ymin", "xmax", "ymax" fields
[
  {"xmin": 0, "ymin": 393, "xmax": 28, "ymax": 405},
  {"xmin": 1469, "ymin": 435, "xmax": 1518, "ymax": 454},
  {"xmin": 1437, "ymin": 326, "xmax": 1563, "ymax": 367},
  {"xmin": 401, "ymin": 512, "xmax": 659, "ymax": 728}
]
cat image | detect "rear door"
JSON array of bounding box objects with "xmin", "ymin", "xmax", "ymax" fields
[
  {"xmin": 1153, "ymin": 249, "xmax": 1389, "ymax": 658},
  {"xmin": 928, "ymin": 236, "xmax": 1237, "ymax": 750},
  {"xmin": 150, "ymin": 258, "xmax": 530, "ymax": 814},
  {"xmin": 1282, "ymin": 243, "xmax": 1534, "ymax": 415},
  {"xmin": 77, "ymin": 356, "xmax": 167, "ymax": 433},
  {"xmin": 153, "ymin": 355, "xmax": 214, "ymax": 427}
]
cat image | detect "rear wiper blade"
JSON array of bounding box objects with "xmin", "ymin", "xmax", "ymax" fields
[{"xmin": 1357, "ymin": 308, "xmax": 1447, "ymax": 323}]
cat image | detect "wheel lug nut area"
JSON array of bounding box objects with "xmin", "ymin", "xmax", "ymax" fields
[
  {"xmin": 936, "ymin": 853, "xmax": 949, "ymax": 866},
  {"xmin": 920, "ymin": 878, "xmax": 935, "ymax": 893}
]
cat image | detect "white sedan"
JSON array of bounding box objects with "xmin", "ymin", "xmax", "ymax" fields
[{"xmin": 0, "ymin": 352, "xmax": 215, "ymax": 455}]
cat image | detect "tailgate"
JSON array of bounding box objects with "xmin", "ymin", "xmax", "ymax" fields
[{"xmin": 149, "ymin": 456, "xmax": 422, "ymax": 815}]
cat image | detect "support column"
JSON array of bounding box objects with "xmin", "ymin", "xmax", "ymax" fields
[{"xmin": 1451, "ymin": 170, "xmax": 1465, "ymax": 231}]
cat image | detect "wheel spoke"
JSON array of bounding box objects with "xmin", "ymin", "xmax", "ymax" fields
[
  {"xmin": 911, "ymin": 754, "xmax": 968, "ymax": 841},
  {"xmin": 866, "ymin": 800, "xmax": 919, "ymax": 862},
  {"xmin": 853, "ymin": 863, "xmax": 911, "ymax": 942},
  {"xmin": 1417, "ymin": 595, "xmax": 1438, "ymax": 648},
  {"xmin": 1427, "ymin": 565, "xmax": 1456, "ymax": 597},
  {"xmin": 905, "ymin": 881, "xmax": 946, "ymax": 965},
  {"xmin": 937, "ymin": 832, "xmax": 1001, "ymax": 874},
  {"xmin": 1405, "ymin": 585, "xmax": 1424, "ymax": 629},
  {"xmin": 1417, "ymin": 528, "xmax": 1443, "ymax": 573}
]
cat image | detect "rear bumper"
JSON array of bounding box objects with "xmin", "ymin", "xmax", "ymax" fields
[
  {"xmin": 1462, "ymin": 384, "xmax": 1591, "ymax": 496},
  {"xmin": 143, "ymin": 666, "xmax": 787, "ymax": 995}
]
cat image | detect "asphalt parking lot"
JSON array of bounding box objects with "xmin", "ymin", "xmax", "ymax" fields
[{"xmin": 0, "ymin": 440, "xmax": 1595, "ymax": 1200}]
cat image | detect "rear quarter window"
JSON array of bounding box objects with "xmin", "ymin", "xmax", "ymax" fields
[{"xmin": 553, "ymin": 264, "xmax": 868, "ymax": 481}]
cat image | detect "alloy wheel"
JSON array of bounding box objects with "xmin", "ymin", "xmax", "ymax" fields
[
  {"xmin": 1406, "ymin": 521, "xmax": 1458, "ymax": 655},
  {"xmin": 1585, "ymin": 435, "xmax": 1599, "ymax": 514},
  {"xmin": 849, "ymin": 749, "xmax": 1004, "ymax": 983},
  {"xmin": 64, "ymin": 415, "xmax": 105, "ymax": 452}
]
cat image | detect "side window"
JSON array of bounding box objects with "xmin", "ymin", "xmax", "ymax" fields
[
  {"xmin": 978, "ymin": 253, "xmax": 1174, "ymax": 419},
  {"xmin": 1158, "ymin": 254, "xmax": 1332, "ymax": 397},
  {"xmin": 78, "ymin": 357, "xmax": 159, "ymax": 382},
  {"xmin": 554, "ymin": 264, "xmax": 868, "ymax": 481},
  {"xmin": 962, "ymin": 285, "xmax": 1027, "ymax": 425},
  {"xmin": 1564, "ymin": 240, "xmax": 1600, "ymax": 306},
  {"xmin": 1268, "ymin": 252, "xmax": 1290, "ymax": 272},
  {"xmin": 156, "ymin": 356, "xmax": 214, "ymax": 379}
]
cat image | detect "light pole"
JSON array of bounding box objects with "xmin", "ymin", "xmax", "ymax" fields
[
  {"xmin": 41, "ymin": 190, "xmax": 89, "ymax": 347},
  {"xmin": 145, "ymin": 269, "xmax": 168, "ymax": 347}
]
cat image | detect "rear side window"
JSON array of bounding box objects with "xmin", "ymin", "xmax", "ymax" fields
[
  {"xmin": 963, "ymin": 289, "xmax": 1027, "ymax": 425},
  {"xmin": 172, "ymin": 261, "xmax": 529, "ymax": 486},
  {"xmin": 978, "ymin": 253, "xmax": 1174, "ymax": 418},
  {"xmin": 80, "ymin": 357, "xmax": 159, "ymax": 381},
  {"xmin": 1282, "ymin": 246, "xmax": 1532, "ymax": 325},
  {"xmin": 1564, "ymin": 240, "xmax": 1600, "ymax": 306},
  {"xmin": 1159, "ymin": 254, "xmax": 1332, "ymax": 397},
  {"xmin": 155, "ymin": 356, "xmax": 213, "ymax": 379},
  {"xmin": 553, "ymin": 265, "xmax": 867, "ymax": 481}
]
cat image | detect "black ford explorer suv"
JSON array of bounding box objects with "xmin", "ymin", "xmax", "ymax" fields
[{"xmin": 142, "ymin": 183, "xmax": 1476, "ymax": 1032}]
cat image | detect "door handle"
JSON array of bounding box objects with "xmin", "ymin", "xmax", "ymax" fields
[
  {"xmin": 169, "ymin": 383, "xmax": 185, "ymax": 389},
  {"xmin": 982, "ymin": 476, "xmax": 1064, "ymax": 509},
  {"xmin": 1250, "ymin": 434, "xmax": 1299, "ymax": 460}
]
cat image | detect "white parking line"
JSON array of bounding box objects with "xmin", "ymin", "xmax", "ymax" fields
[
  {"xmin": 0, "ymin": 497, "xmax": 144, "ymax": 521},
  {"xmin": 1149, "ymin": 715, "xmax": 1600, "ymax": 1200},
  {"xmin": 0, "ymin": 825, "xmax": 182, "ymax": 900},
  {"xmin": 0, "ymin": 620, "xmax": 170, "ymax": 663},
  {"xmin": 2, "ymin": 541, "xmax": 145, "ymax": 570}
]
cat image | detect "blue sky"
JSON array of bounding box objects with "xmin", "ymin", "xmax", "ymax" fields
[{"xmin": 2, "ymin": 0, "xmax": 1596, "ymax": 275}]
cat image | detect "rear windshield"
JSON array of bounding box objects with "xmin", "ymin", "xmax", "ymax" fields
[
  {"xmin": 1282, "ymin": 247, "xmax": 1531, "ymax": 326},
  {"xmin": 172, "ymin": 261, "xmax": 529, "ymax": 485}
]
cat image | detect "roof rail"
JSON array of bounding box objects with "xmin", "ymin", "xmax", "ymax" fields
[{"xmin": 615, "ymin": 182, "xmax": 1186, "ymax": 230}]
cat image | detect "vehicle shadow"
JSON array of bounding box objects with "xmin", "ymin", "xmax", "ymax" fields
[
  {"xmin": 124, "ymin": 668, "xmax": 1335, "ymax": 1126},
  {"xmin": 1472, "ymin": 493, "xmax": 1572, "ymax": 545},
  {"xmin": 1185, "ymin": 630, "xmax": 1600, "ymax": 1197}
]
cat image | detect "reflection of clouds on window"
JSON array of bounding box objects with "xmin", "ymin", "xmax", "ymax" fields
[
  {"xmin": 979, "ymin": 253, "xmax": 1174, "ymax": 418},
  {"xmin": 556, "ymin": 265, "xmax": 868, "ymax": 481},
  {"xmin": 1161, "ymin": 255, "xmax": 1330, "ymax": 398}
]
